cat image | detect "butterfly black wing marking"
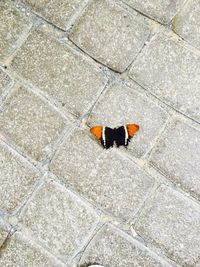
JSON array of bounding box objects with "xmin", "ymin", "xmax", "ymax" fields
[
  {"xmin": 114, "ymin": 126, "xmax": 129, "ymax": 148},
  {"xmin": 101, "ymin": 127, "xmax": 115, "ymax": 149}
]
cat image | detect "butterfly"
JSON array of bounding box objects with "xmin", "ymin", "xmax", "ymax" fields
[{"xmin": 90, "ymin": 124, "xmax": 139, "ymax": 149}]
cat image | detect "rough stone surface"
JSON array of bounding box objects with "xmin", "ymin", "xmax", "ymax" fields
[
  {"xmin": 0, "ymin": 218, "xmax": 9, "ymax": 247},
  {"xmin": 11, "ymin": 29, "xmax": 107, "ymax": 117},
  {"xmin": 150, "ymin": 119, "xmax": 200, "ymax": 201},
  {"xmin": 0, "ymin": 1, "xmax": 30, "ymax": 62},
  {"xmin": 0, "ymin": 142, "xmax": 39, "ymax": 213},
  {"xmin": 135, "ymin": 185, "xmax": 200, "ymax": 266},
  {"xmin": 173, "ymin": 0, "xmax": 200, "ymax": 50},
  {"xmin": 0, "ymin": 232, "xmax": 65, "ymax": 267},
  {"xmin": 80, "ymin": 224, "xmax": 171, "ymax": 267},
  {"xmin": 18, "ymin": 180, "xmax": 99, "ymax": 263},
  {"xmin": 22, "ymin": 0, "xmax": 82, "ymax": 30},
  {"xmin": 0, "ymin": 86, "xmax": 66, "ymax": 162},
  {"xmin": 0, "ymin": 69, "xmax": 12, "ymax": 97},
  {"xmin": 122, "ymin": 0, "xmax": 186, "ymax": 24},
  {"xmin": 69, "ymin": 0, "xmax": 151, "ymax": 72},
  {"xmin": 88, "ymin": 81, "xmax": 168, "ymax": 157},
  {"xmin": 50, "ymin": 129, "xmax": 103, "ymax": 181},
  {"xmin": 51, "ymin": 134, "xmax": 153, "ymax": 220},
  {"xmin": 129, "ymin": 31, "xmax": 200, "ymax": 122}
]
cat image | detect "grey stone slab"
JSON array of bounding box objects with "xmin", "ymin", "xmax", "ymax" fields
[
  {"xmin": 0, "ymin": 1, "xmax": 30, "ymax": 63},
  {"xmin": 0, "ymin": 69, "xmax": 12, "ymax": 96},
  {"xmin": 69, "ymin": 0, "xmax": 151, "ymax": 72},
  {"xmin": 22, "ymin": 0, "xmax": 82, "ymax": 30},
  {"xmin": 129, "ymin": 31, "xmax": 200, "ymax": 123},
  {"xmin": 135, "ymin": 185, "xmax": 200, "ymax": 266},
  {"xmin": 0, "ymin": 218, "xmax": 9, "ymax": 247},
  {"xmin": 0, "ymin": 232, "xmax": 65, "ymax": 267},
  {"xmin": 50, "ymin": 129, "xmax": 104, "ymax": 184},
  {"xmin": 123, "ymin": 0, "xmax": 186, "ymax": 24},
  {"xmin": 0, "ymin": 142, "xmax": 39, "ymax": 213},
  {"xmin": 18, "ymin": 180, "xmax": 99, "ymax": 263},
  {"xmin": 150, "ymin": 119, "xmax": 200, "ymax": 201},
  {"xmin": 0, "ymin": 85, "xmax": 66, "ymax": 162},
  {"xmin": 11, "ymin": 30, "xmax": 107, "ymax": 117},
  {"xmin": 173, "ymin": 0, "xmax": 200, "ymax": 50},
  {"xmin": 80, "ymin": 224, "xmax": 172, "ymax": 267},
  {"xmin": 88, "ymin": 81, "xmax": 168, "ymax": 157},
  {"xmin": 51, "ymin": 132, "xmax": 153, "ymax": 220}
]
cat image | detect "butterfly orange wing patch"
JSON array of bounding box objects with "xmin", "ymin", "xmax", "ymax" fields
[
  {"xmin": 126, "ymin": 124, "xmax": 139, "ymax": 138},
  {"xmin": 90, "ymin": 126, "xmax": 103, "ymax": 140}
]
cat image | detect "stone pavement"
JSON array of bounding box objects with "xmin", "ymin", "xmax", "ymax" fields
[{"xmin": 0, "ymin": 0, "xmax": 200, "ymax": 266}]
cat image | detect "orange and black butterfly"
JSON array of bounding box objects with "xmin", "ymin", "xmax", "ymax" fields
[{"xmin": 90, "ymin": 124, "xmax": 139, "ymax": 149}]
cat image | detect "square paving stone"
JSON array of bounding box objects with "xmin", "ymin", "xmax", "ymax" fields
[
  {"xmin": 135, "ymin": 185, "xmax": 200, "ymax": 266},
  {"xmin": 80, "ymin": 224, "xmax": 171, "ymax": 267},
  {"xmin": 129, "ymin": 31, "xmax": 200, "ymax": 123},
  {"xmin": 18, "ymin": 180, "xmax": 99, "ymax": 263},
  {"xmin": 0, "ymin": 232, "xmax": 65, "ymax": 267},
  {"xmin": 51, "ymin": 135, "xmax": 153, "ymax": 221},
  {"xmin": 173, "ymin": 0, "xmax": 200, "ymax": 50},
  {"xmin": 11, "ymin": 30, "xmax": 107, "ymax": 117},
  {"xmin": 0, "ymin": 69, "xmax": 13, "ymax": 97},
  {"xmin": 0, "ymin": 141, "xmax": 39, "ymax": 213},
  {"xmin": 150, "ymin": 119, "xmax": 200, "ymax": 201},
  {"xmin": 0, "ymin": 1, "xmax": 30, "ymax": 63},
  {"xmin": 69, "ymin": 0, "xmax": 151, "ymax": 72},
  {"xmin": 0, "ymin": 85, "xmax": 66, "ymax": 162},
  {"xmin": 22, "ymin": 0, "xmax": 82, "ymax": 30},
  {"xmin": 88, "ymin": 81, "xmax": 168, "ymax": 157},
  {"xmin": 122, "ymin": 0, "xmax": 186, "ymax": 24},
  {"xmin": 50, "ymin": 128, "xmax": 104, "ymax": 183}
]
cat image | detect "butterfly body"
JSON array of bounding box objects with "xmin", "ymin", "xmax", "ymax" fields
[{"xmin": 90, "ymin": 124, "xmax": 139, "ymax": 149}]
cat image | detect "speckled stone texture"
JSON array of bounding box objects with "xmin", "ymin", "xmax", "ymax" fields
[
  {"xmin": 122, "ymin": 0, "xmax": 186, "ymax": 24},
  {"xmin": 50, "ymin": 129, "xmax": 103, "ymax": 181},
  {"xmin": 173, "ymin": 0, "xmax": 200, "ymax": 50},
  {"xmin": 0, "ymin": 141, "xmax": 39, "ymax": 213},
  {"xmin": 150, "ymin": 119, "xmax": 200, "ymax": 201},
  {"xmin": 88, "ymin": 81, "xmax": 168, "ymax": 157},
  {"xmin": 69, "ymin": 0, "xmax": 151, "ymax": 72},
  {"xmin": 135, "ymin": 185, "xmax": 200, "ymax": 266},
  {"xmin": 0, "ymin": 232, "xmax": 65, "ymax": 267},
  {"xmin": 129, "ymin": 30, "xmax": 200, "ymax": 122},
  {"xmin": 0, "ymin": 69, "xmax": 12, "ymax": 96},
  {"xmin": 51, "ymin": 133, "xmax": 153, "ymax": 220},
  {"xmin": 18, "ymin": 180, "xmax": 99, "ymax": 263},
  {"xmin": 80, "ymin": 224, "xmax": 172, "ymax": 267},
  {"xmin": 0, "ymin": 85, "xmax": 66, "ymax": 161},
  {"xmin": 0, "ymin": 1, "xmax": 30, "ymax": 63},
  {"xmin": 0, "ymin": 219, "xmax": 9, "ymax": 247},
  {"xmin": 11, "ymin": 29, "xmax": 107, "ymax": 117},
  {"xmin": 22, "ymin": 0, "xmax": 82, "ymax": 30}
]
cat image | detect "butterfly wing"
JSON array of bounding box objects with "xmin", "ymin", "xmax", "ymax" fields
[
  {"xmin": 115, "ymin": 124, "xmax": 139, "ymax": 148},
  {"xmin": 90, "ymin": 126, "xmax": 114, "ymax": 149}
]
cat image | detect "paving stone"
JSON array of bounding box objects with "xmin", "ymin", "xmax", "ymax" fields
[
  {"xmin": 51, "ymin": 134, "xmax": 153, "ymax": 220},
  {"xmin": 80, "ymin": 224, "xmax": 171, "ymax": 267},
  {"xmin": 22, "ymin": 0, "xmax": 82, "ymax": 30},
  {"xmin": 11, "ymin": 30, "xmax": 107, "ymax": 117},
  {"xmin": 150, "ymin": 119, "xmax": 200, "ymax": 201},
  {"xmin": 69, "ymin": 0, "xmax": 151, "ymax": 72},
  {"xmin": 18, "ymin": 180, "xmax": 99, "ymax": 263},
  {"xmin": 173, "ymin": 0, "xmax": 200, "ymax": 50},
  {"xmin": 88, "ymin": 81, "xmax": 168, "ymax": 157},
  {"xmin": 0, "ymin": 1, "xmax": 30, "ymax": 63},
  {"xmin": 0, "ymin": 69, "xmax": 12, "ymax": 97},
  {"xmin": 50, "ymin": 129, "xmax": 104, "ymax": 183},
  {"xmin": 0, "ymin": 142, "xmax": 39, "ymax": 213},
  {"xmin": 123, "ymin": 0, "xmax": 185, "ymax": 24},
  {"xmin": 0, "ymin": 232, "xmax": 64, "ymax": 267},
  {"xmin": 129, "ymin": 31, "xmax": 200, "ymax": 123},
  {"xmin": 0, "ymin": 85, "xmax": 66, "ymax": 162},
  {"xmin": 135, "ymin": 185, "xmax": 200, "ymax": 266},
  {"xmin": 0, "ymin": 218, "xmax": 9, "ymax": 247}
]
